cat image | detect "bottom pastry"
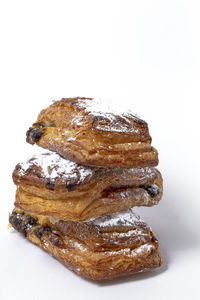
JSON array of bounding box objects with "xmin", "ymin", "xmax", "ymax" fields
[{"xmin": 9, "ymin": 208, "xmax": 162, "ymax": 280}]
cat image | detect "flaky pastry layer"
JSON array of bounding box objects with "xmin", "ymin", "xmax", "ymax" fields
[
  {"xmin": 26, "ymin": 97, "xmax": 158, "ymax": 168},
  {"xmin": 9, "ymin": 208, "xmax": 162, "ymax": 280},
  {"xmin": 13, "ymin": 152, "xmax": 163, "ymax": 221}
]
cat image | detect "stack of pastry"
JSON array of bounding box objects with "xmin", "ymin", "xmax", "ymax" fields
[{"xmin": 9, "ymin": 97, "xmax": 163, "ymax": 280}]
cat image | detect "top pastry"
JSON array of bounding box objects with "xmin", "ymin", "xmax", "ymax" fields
[{"xmin": 26, "ymin": 97, "xmax": 158, "ymax": 168}]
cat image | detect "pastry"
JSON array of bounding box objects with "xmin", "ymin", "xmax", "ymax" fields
[
  {"xmin": 9, "ymin": 208, "xmax": 162, "ymax": 280},
  {"xmin": 10, "ymin": 96, "xmax": 163, "ymax": 281},
  {"xmin": 13, "ymin": 151, "xmax": 163, "ymax": 221},
  {"xmin": 26, "ymin": 97, "xmax": 159, "ymax": 168}
]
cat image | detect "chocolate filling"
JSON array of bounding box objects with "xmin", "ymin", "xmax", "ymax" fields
[
  {"xmin": 46, "ymin": 179, "xmax": 55, "ymax": 190},
  {"xmin": 102, "ymin": 184, "xmax": 160, "ymax": 198},
  {"xmin": 66, "ymin": 182, "xmax": 76, "ymax": 192},
  {"xmin": 9, "ymin": 211, "xmax": 37, "ymax": 236},
  {"xmin": 26, "ymin": 122, "xmax": 45, "ymax": 144},
  {"xmin": 9, "ymin": 210, "xmax": 68, "ymax": 249},
  {"xmin": 9, "ymin": 210, "xmax": 54, "ymax": 240},
  {"xmin": 140, "ymin": 185, "xmax": 160, "ymax": 197},
  {"xmin": 34, "ymin": 225, "xmax": 52, "ymax": 240}
]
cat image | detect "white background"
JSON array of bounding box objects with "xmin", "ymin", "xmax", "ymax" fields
[{"xmin": 0, "ymin": 1, "xmax": 200, "ymax": 299}]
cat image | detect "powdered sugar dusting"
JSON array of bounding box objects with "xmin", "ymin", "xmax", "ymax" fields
[
  {"xmin": 71, "ymin": 235, "xmax": 155, "ymax": 257},
  {"xmin": 87, "ymin": 208, "xmax": 149, "ymax": 229},
  {"xmin": 73, "ymin": 241, "xmax": 88, "ymax": 252},
  {"xmin": 77, "ymin": 97, "xmax": 136, "ymax": 115},
  {"xmin": 72, "ymin": 239, "xmax": 155, "ymax": 257},
  {"xmin": 18, "ymin": 151, "xmax": 93, "ymax": 184},
  {"xmin": 134, "ymin": 243, "xmax": 155, "ymax": 254},
  {"xmin": 74, "ymin": 97, "xmax": 141, "ymax": 133},
  {"xmin": 108, "ymin": 243, "xmax": 155, "ymax": 257},
  {"xmin": 108, "ymin": 229, "xmax": 151, "ymax": 244}
]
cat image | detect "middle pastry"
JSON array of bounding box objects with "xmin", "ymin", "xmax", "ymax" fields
[{"xmin": 13, "ymin": 151, "xmax": 163, "ymax": 222}]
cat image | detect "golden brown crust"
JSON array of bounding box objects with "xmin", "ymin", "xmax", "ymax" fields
[
  {"xmin": 26, "ymin": 97, "xmax": 159, "ymax": 168},
  {"xmin": 13, "ymin": 152, "xmax": 163, "ymax": 221},
  {"xmin": 49, "ymin": 209, "xmax": 158, "ymax": 252},
  {"xmin": 9, "ymin": 208, "xmax": 162, "ymax": 280}
]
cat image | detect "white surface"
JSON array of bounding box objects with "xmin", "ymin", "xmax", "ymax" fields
[{"xmin": 0, "ymin": 1, "xmax": 200, "ymax": 299}]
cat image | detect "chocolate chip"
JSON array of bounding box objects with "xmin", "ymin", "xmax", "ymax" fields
[
  {"xmin": 34, "ymin": 227, "xmax": 43, "ymax": 239},
  {"xmin": 43, "ymin": 225, "xmax": 52, "ymax": 232},
  {"xmin": 9, "ymin": 213, "xmax": 22, "ymax": 231},
  {"xmin": 66, "ymin": 182, "xmax": 76, "ymax": 192},
  {"xmin": 26, "ymin": 215, "xmax": 38, "ymax": 226},
  {"xmin": 26, "ymin": 122, "xmax": 45, "ymax": 144},
  {"xmin": 34, "ymin": 224, "xmax": 52, "ymax": 240},
  {"xmin": 140, "ymin": 185, "xmax": 160, "ymax": 197},
  {"xmin": 26, "ymin": 127, "xmax": 43, "ymax": 143},
  {"xmin": 9, "ymin": 211, "xmax": 37, "ymax": 236},
  {"xmin": 46, "ymin": 180, "xmax": 55, "ymax": 190}
]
